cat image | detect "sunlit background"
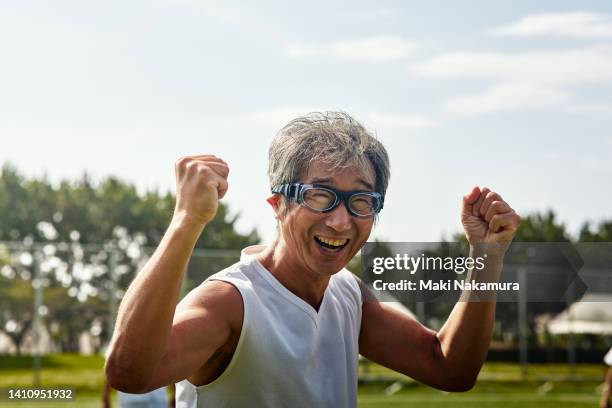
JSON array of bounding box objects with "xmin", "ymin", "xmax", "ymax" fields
[
  {"xmin": 2, "ymin": 2, "xmax": 612, "ymax": 407},
  {"xmin": 2, "ymin": 1, "xmax": 612, "ymax": 244}
]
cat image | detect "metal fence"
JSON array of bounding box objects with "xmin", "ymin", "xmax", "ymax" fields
[{"xmin": 1, "ymin": 240, "xmax": 611, "ymax": 385}]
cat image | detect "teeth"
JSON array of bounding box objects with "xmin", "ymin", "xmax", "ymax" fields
[{"xmin": 316, "ymin": 236, "xmax": 348, "ymax": 247}]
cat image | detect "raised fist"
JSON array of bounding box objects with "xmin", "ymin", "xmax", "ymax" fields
[
  {"xmin": 173, "ymin": 155, "xmax": 229, "ymax": 227},
  {"xmin": 461, "ymin": 186, "xmax": 521, "ymax": 245}
]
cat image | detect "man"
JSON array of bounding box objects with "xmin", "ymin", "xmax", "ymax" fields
[
  {"xmin": 105, "ymin": 111, "xmax": 521, "ymax": 407},
  {"xmin": 601, "ymin": 347, "xmax": 612, "ymax": 408}
]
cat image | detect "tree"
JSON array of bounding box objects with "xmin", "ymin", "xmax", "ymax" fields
[
  {"xmin": 0, "ymin": 276, "xmax": 33, "ymax": 355},
  {"xmin": 0, "ymin": 164, "xmax": 259, "ymax": 248},
  {"xmin": 579, "ymin": 220, "xmax": 612, "ymax": 242},
  {"xmin": 515, "ymin": 210, "xmax": 570, "ymax": 242},
  {"xmin": 0, "ymin": 164, "xmax": 260, "ymax": 353}
]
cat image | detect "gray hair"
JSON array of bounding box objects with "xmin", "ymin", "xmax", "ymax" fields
[{"xmin": 268, "ymin": 111, "xmax": 390, "ymax": 196}]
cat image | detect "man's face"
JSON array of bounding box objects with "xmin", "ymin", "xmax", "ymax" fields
[{"xmin": 276, "ymin": 159, "xmax": 376, "ymax": 277}]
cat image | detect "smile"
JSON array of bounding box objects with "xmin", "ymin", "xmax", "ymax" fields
[{"xmin": 314, "ymin": 235, "xmax": 349, "ymax": 251}]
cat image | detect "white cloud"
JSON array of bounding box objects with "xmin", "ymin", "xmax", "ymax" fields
[
  {"xmin": 411, "ymin": 46, "xmax": 612, "ymax": 85},
  {"xmin": 366, "ymin": 112, "xmax": 437, "ymax": 129},
  {"xmin": 286, "ymin": 36, "xmax": 417, "ymax": 62},
  {"xmin": 444, "ymin": 82, "xmax": 569, "ymax": 116},
  {"xmin": 490, "ymin": 12, "xmax": 612, "ymax": 38}
]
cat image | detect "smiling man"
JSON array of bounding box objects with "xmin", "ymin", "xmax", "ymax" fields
[{"xmin": 105, "ymin": 111, "xmax": 521, "ymax": 407}]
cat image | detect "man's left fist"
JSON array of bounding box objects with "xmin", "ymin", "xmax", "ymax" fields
[{"xmin": 461, "ymin": 186, "xmax": 521, "ymax": 244}]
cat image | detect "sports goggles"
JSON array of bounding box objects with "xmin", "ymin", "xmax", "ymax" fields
[{"xmin": 271, "ymin": 183, "xmax": 384, "ymax": 217}]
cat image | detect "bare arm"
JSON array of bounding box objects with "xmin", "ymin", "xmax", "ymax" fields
[
  {"xmin": 360, "ymin": 299, "xmax": 461, "ymax": 390},
  {"xmin": 360, "ymin": 187, "xmax": 520, "ymax": 391},
  {"xmin": 105, "ymin": 155, "xmax": 232, "ymax": 392},
  {"xmin": 433, "ymin": 246, "xmax": 502, "ymax": 389},
  {"xmin": 359, "ymin": 249, "xmax": 502, "ymax": 391}
]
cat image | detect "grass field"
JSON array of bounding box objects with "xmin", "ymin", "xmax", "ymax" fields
[{"xmin": 0, "ymin": 354, "xmax": 606, "ymax": 407}]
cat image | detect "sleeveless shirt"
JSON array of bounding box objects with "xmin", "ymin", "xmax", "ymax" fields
[{"xmin": 175, "ymin": 245, "xmax": 363, "ymax": 408}]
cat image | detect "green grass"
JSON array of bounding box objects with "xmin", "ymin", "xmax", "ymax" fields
[
  {"xmin": 358, "ymin": 381, "xmax": 602, "ymax": 407},
  {"xmin": 0, "ymin": 354, "xmax": 104, "ymax": 395},
  {"xmin": 0, "ymin": 354, "xmax": 607, "ymax": 407},
  {"xmin": 361, "ymin": 360, "xmax": 604, "ymax": 381},
  {"xmin": 358, "ymin": 361, "xmax": 604, "ymax": 407}
]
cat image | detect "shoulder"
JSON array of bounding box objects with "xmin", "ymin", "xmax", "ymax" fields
[
  {"xmin": 178, "ymin": 258, "xmax": 257, "ymax": 310},
  {"xmin": 176, "ymin": 274, "xmax": 245, "ymax": 336},
  {"xmin": 208, "ymin": 258, "xmax": 258, "ymax": 288}
]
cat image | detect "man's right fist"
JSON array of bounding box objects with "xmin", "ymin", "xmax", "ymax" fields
[{"xmin": 173, "ymin": 155, "xmax": 229, "ymax": 227}]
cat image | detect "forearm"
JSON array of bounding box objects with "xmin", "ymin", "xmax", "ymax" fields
[
  {"xmin": 436, "ymin": 245, "xmax": 504, "ymax": 385},
  {"xmin": 106, "ymin": 215, "xmax": 204, "ymax": 383}
]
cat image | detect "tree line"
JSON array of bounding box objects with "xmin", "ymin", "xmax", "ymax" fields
[
  {"xmin": 1, "ymin": 164, "xmax": 610, "ymax": 354},
  {"xmin": 0, "ymin": 163, "xmax": 258, "ymax": 248},
  {"xmin": 0, "ymin": 164, "xmax": 258, "ymax": 354}
]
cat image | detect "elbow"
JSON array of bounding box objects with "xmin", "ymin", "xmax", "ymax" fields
[
  {"xmin": 441, "ymin": 376, "xmax": 477, "ymax": 392},
  {"xmin": 104, "ymin": 355, "xmax": 152, "ymax": 394},
  {"xmin": 429, "ymin": 334, "xmax": 478, "ymax": 392},
  {"xmin": 435, "ymin": 369, "xmax": 478, "ymax": 392}
]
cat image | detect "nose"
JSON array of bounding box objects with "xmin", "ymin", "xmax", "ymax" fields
[{"xmin": 324, "ymin": 201, "xmax": 352, "ymax": 232}]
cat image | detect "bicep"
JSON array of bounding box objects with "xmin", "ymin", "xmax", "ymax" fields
[
  {"xmin": 146, "ymin": 280, "xmax": 243, "ymax": 390},
  {"xmin": 359, "ymin": 300, "xmax": 445, "ymax": 388}
]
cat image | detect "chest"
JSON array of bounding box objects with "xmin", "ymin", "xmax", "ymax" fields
[{"xmin": 243, "ymin": 289, "xmax": 361, "ymax": 372}]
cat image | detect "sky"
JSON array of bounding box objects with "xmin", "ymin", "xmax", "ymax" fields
[{"xmin": 1, "ymin": 0, "xmax": 612, "ymax": 244}]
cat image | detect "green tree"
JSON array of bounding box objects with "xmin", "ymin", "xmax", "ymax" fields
[
  {"xmin": 0, "ymin": 163, "xmax": 259, "ymax": 353},
  {"xmin": 579, "ymin": 220, "xmax": 612, "ymax": 242},
  {"xmin": 0, "ymin": 164, "xmax": 259, "ymax": 248},
  {"xmin": 515, "ymin": 210, "xmax": 571, "ymax": 242},
  {"xmin": 0, "ymin": 276, "xmax": 33, "ymax": 355}
]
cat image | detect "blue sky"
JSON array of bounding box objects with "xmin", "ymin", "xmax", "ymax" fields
[{"xmin": 2, "ymin": 1, "xmax": 612, "ymax": 244}]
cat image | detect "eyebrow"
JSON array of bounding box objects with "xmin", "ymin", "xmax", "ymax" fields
[{"xmin": 309, "ymin": 177, "xmax": 374, "ymax": 190}]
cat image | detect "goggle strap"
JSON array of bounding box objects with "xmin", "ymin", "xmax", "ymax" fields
[{"xmin": 272, "ymin": 183, "xmax": 301, "ymax": 201}]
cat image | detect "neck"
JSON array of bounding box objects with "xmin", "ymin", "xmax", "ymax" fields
[{"xmin": 256, "ymin": 238, "xmax": 330, "ymax": 311}]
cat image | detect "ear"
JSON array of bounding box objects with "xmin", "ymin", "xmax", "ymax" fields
[{"xmin": 266, "ymin": 194, "xmax": 282, "ymax": 220}]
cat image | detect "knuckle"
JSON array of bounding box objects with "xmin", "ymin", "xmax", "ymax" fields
[
  {"xmin": 175, "ymin": 157, "xmax": 189, "ymax": 170},
  {"xmin": 176, "ymin": 156, "xmax": 190, "ymax": 166},
  {"xmin": 491, "ymin": 200, "xmax": 504, "ymax": 210},
  {"xmin": 185, "ymin": 161, "xmax": 198, "ymax": 172},
  {"xmin": 197, "ymin": 165, "xmax": 212, "ymax": 176},
  {"xmin": 487, "ymin": 192, "xmax": 501, "ymax": 201}
]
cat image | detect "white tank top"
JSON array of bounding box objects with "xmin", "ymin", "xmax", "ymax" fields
[{"xmin": 175, "ymin": 245, "xmax": 363, "ymax": 408}]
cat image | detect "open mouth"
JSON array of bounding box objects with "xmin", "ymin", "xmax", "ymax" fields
[{"xmin": 314, "ymin": 235, "xmax": 349, "ymax": 251}]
